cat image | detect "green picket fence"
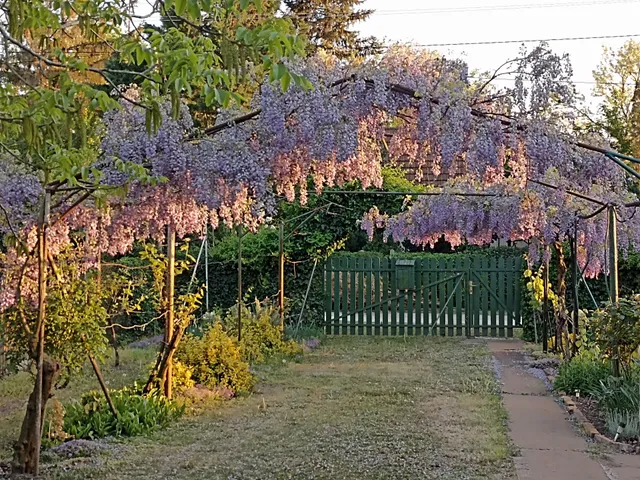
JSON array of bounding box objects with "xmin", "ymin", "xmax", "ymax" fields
[{"xmin": 323, "ymin": 255, "xmax": 523, "ymax": 337}]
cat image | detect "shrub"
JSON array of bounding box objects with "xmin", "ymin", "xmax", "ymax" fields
[
  {"xmin": 219, "ymin": 299, "xmax": 303, "ymax": 364},
  {"xmin": 175, "ymin": 324, "xmax": 255, "ymax": 395},
  {"xmin": 553, "ymin": 356, "xmax": 611, "ymax": 396},
  {"xmin": 172, "ymin": 361, "xmax": 195, "ymax": 394},
  {"xmin": 63, "ymin": 386, "xmax": 183, "ymax": 440},
  {"xmin": 591, "ymin": 296, "xmax": 640, "ymax": 373}
]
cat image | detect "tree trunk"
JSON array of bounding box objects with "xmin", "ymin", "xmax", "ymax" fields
[
  {"xmin": 144, "ymin": 325, "xmax": 187, "ymax": 395},
  {"xmin": 13, "ymin": 193, "xmax": 51, "ymax": 474},
  {"xmin": 12, "ymin": 356, "xmax": 60, "ymax": 474},
  {"xmin": 554, "ymin": 241, "xmax": 569, "ymax": 358}
]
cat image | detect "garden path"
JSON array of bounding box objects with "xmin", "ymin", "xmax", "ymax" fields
[{"xmin": 489, "ymin": 340, "xmax": 640, "ymax": 480}]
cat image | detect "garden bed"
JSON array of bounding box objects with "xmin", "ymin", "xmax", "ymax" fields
[{"xmin": 558, "ymin": 393, "xmax": 640, "ymax": 454}]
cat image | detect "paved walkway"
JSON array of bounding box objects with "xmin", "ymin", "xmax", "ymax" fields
[{"xmin": 488, "ymin": 340, "xmax": 640, "ymax": 480}]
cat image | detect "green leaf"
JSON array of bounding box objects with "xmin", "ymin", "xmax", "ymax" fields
[
  {"xmin": 280, "ymin": 71, "xmax": 291, "ymax": 92},
  {"xmin": 215, "ymin": 88, "xmax": 230, "ymax": 108},
  {"xmin": 22, "ymin": 117, "xmax": 35, "ymax": 147},
  {"xmin": 174, "ymin": 0, "xmax": 187, "ymax": 15}
]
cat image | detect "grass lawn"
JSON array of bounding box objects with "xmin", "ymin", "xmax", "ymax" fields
[{"xmin": 1, "ymin": 337, "xmax": 515, "ymax": 479}]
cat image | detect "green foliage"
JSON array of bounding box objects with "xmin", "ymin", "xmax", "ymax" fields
[
  {"xmin": 284, "ymin": 0, "xmax": 382, "ymax": 58},
  {"xmin": 175, "ymin": 324, "xmax": 255, "ymax": 394},
  {"xmin": 1, "ymin": 250, "xmax": 109, "ymax": 373},
  {"xmin": 591, "ymin": 296, "xmax": 640, "ymax": 371},
  {"xmin": 593, "ymin": 40, "xmax": 640, "ymax": 158},
  {"xmin": 591, "ymin": 374, "xmax": 640, "ymax": 417},
  {"xmin": 63, "ymin": 386, "xmax": 184, "ymax": 440},
  {"xmin": 218, "ymin": 299, "xmax": 302, "ymax": 364},
  {"xmin": 523, "ymin": 267, "xmax": 558, "ymax": 312},
  {"xmin": 554, "ymin": 356, "xmax": 612, "ymax": 396}
]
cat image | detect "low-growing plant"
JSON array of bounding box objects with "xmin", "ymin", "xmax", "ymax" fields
[
  {"xmin": 63, "ymin": 385, "xmax": 184, "ymax": 440},
  {"xmin": 603, "ymin": 410, "xmax": 640, "ymax": 440},
  {"xmin": 175, "ymin": 324, "xmax": 255, "ymax": 395},
  {"xmin": 553, "ymin": 356, "xmax": 611, "ymax": 396},
  {"xmin": 219, "ymin": 299, "xmax": 303, "ymax": 364},
  {"xmin": 591, "ymin": 375, "xmax": 640, "ymax": 416}
]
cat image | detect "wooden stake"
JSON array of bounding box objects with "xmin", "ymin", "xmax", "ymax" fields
[{"xmin": 164, "ymin": 225, "xmax": 176, "ymax": 399}]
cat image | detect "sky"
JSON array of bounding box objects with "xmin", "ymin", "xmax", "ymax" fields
[{"xmin": 356, "ymin": 0, "xmax": 640, "ymax": 108}]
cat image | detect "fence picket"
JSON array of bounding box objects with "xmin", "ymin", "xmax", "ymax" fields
[
  {"xmin": 390, "ymin": 259, "xmax": 397, "ymax": 336},
  {"xmin": 462, "ymin": 257, "xmax": 471, "ymax": 337},
  {"xmin": 332, "ymin": 257, "xmax": 341, "ymax": 336},
  {"xmin": 437, "ymin": 258, "xmax": 445, "ymax": 336},
  {"xmin": 447, "ymin": 258, "xmax": 455, "ymax": 336},
  {"xmin": 498, "ymin": 257, "xmax": 506, "ymax": 337},
  {"xmin": 365, "ymin": 258, "xmax": 373, "ymax": 335},
  {"xmin": 515, "ymin": 257, "xmax": 523, "ymax": 328},
  {"xmin": 416, "ymin": 259, "xmax": 423, "ymax": 335},
  {"xmin": 357, "ymin": 258, "xmax": 364, "ymax": 335},
  {"xmin": 373, "ymin": 257, "xmax": 381, "ymax": 336},
  {"xmin": 324, "ymin": 263, "xmax": 331, "ymax": 335},
  {"xmin": 455, "ymin": 257, "xmax": 463, "ymax": 336},
  {"xmin": 382, "ymin": 258, "xmax": 389, "ymax": 335},
  {"xmin": 407, "ymin": 265, "xmax": 414, "ymax": 336},
  {"xmin": 398, "ymin": 272, "xmax": 406, "ymax": 338},
  {"xmin": 340, "ymin": 258, "xmax": 348, "ymax": 335},
  {"xmin": 473, "ymin": 257, "xmax": 482, "ymax": 337},
  {"xmin": 349, "ymin": 257, "xmax": 356, "ymax": 335},
  {"xmin": 506, "ymin": 257, "xmax": 515, "ymax": 337},
  {"xmin": 488, "ymin": 257, "xmax": 496, "ymax": 337}
]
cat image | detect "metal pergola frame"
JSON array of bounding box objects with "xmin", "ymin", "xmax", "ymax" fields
[{"xmin": 199, "ymin": 74, "xmax": 640, "ymax": 347}]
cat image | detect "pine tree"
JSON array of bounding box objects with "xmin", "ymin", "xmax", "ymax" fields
[{"xmin": 284, "ymin": 0, "xmax": 382, "ymax": 58}]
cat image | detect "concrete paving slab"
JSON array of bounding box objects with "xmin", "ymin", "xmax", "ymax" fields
[
  {"xmin": 503, "ymin": 394, "xmax": 587, "ymax": 451},
  {"xmin": 515, "ymin": 449, "xmax": 608, "ymax": 480},
  {"xmin": 500, "ymin": 368, "xmax": 549, "ymax": 396},
  {"xmin": 602, "ymin": 454, "xmax": 640, "ymax": 480}
]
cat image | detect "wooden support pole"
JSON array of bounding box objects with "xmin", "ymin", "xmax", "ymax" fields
[
  {"xmin": 608, "ymin": 206, "xmax": 619, "ymax": 305},
  {"xmin": 608, "ymin": 206, "xmax": 621, "ymax": 377},
  {"xmin": 279, "ymin": 222, "xmax": 285, "ymax": 331},
  {"xmin": 571, "ymin": 223, "xmax": 580, "ymax": 357},
  {"xmin": 32, "ymin": 191, "xmax": 50, "ymax": 474},
  {"xmin": 542, "ymin": 249, "xmax": 550, "ymax": 353},
  {"xmin": 237, "ymin": 225, "xmax": 243, "ymax": 342},
  {"xmin": 164, "ymin": 225, "xmax": 176, "ymax": 399}
]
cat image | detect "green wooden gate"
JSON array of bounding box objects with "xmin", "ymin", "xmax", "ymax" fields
[{"xmin": 323, "ymin": 255, "xmax": 523, "ymax": 337}]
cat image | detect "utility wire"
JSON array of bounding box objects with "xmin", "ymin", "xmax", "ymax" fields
[
  {"xmin": 411, "ymin": 33, "xmax": 640, "ymax": 47},
  {"xmin": 467, "ymin": 75, "xmax": 635, "ymax": 86},
  {"xmin": 373, "ymin": 0, "xmax": 640, "ymax": 16}
]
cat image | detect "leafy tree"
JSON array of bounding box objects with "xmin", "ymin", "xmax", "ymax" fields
[
  {"xmin": 592, "ymin": 40, "xmax": 640, "ymax": 158},
  {"xmin": 0, "ymin": 0, "xmax": 303, "ymax": 472},
  {"xmin": 283, "ymin": 0, "xmax": 382, "ymax": 58}
]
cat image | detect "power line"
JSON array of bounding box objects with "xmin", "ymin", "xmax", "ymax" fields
[
  {"xmin": 373, "ymin": 0, "xmax": 640, "ymax": 16},
  {"xmin": 410, "ymin": 33, "xmax": 640, "ymax": 47},
  {"xmin": 467, "ymin": 76, "xmax": 635, "ymax": 86}
]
